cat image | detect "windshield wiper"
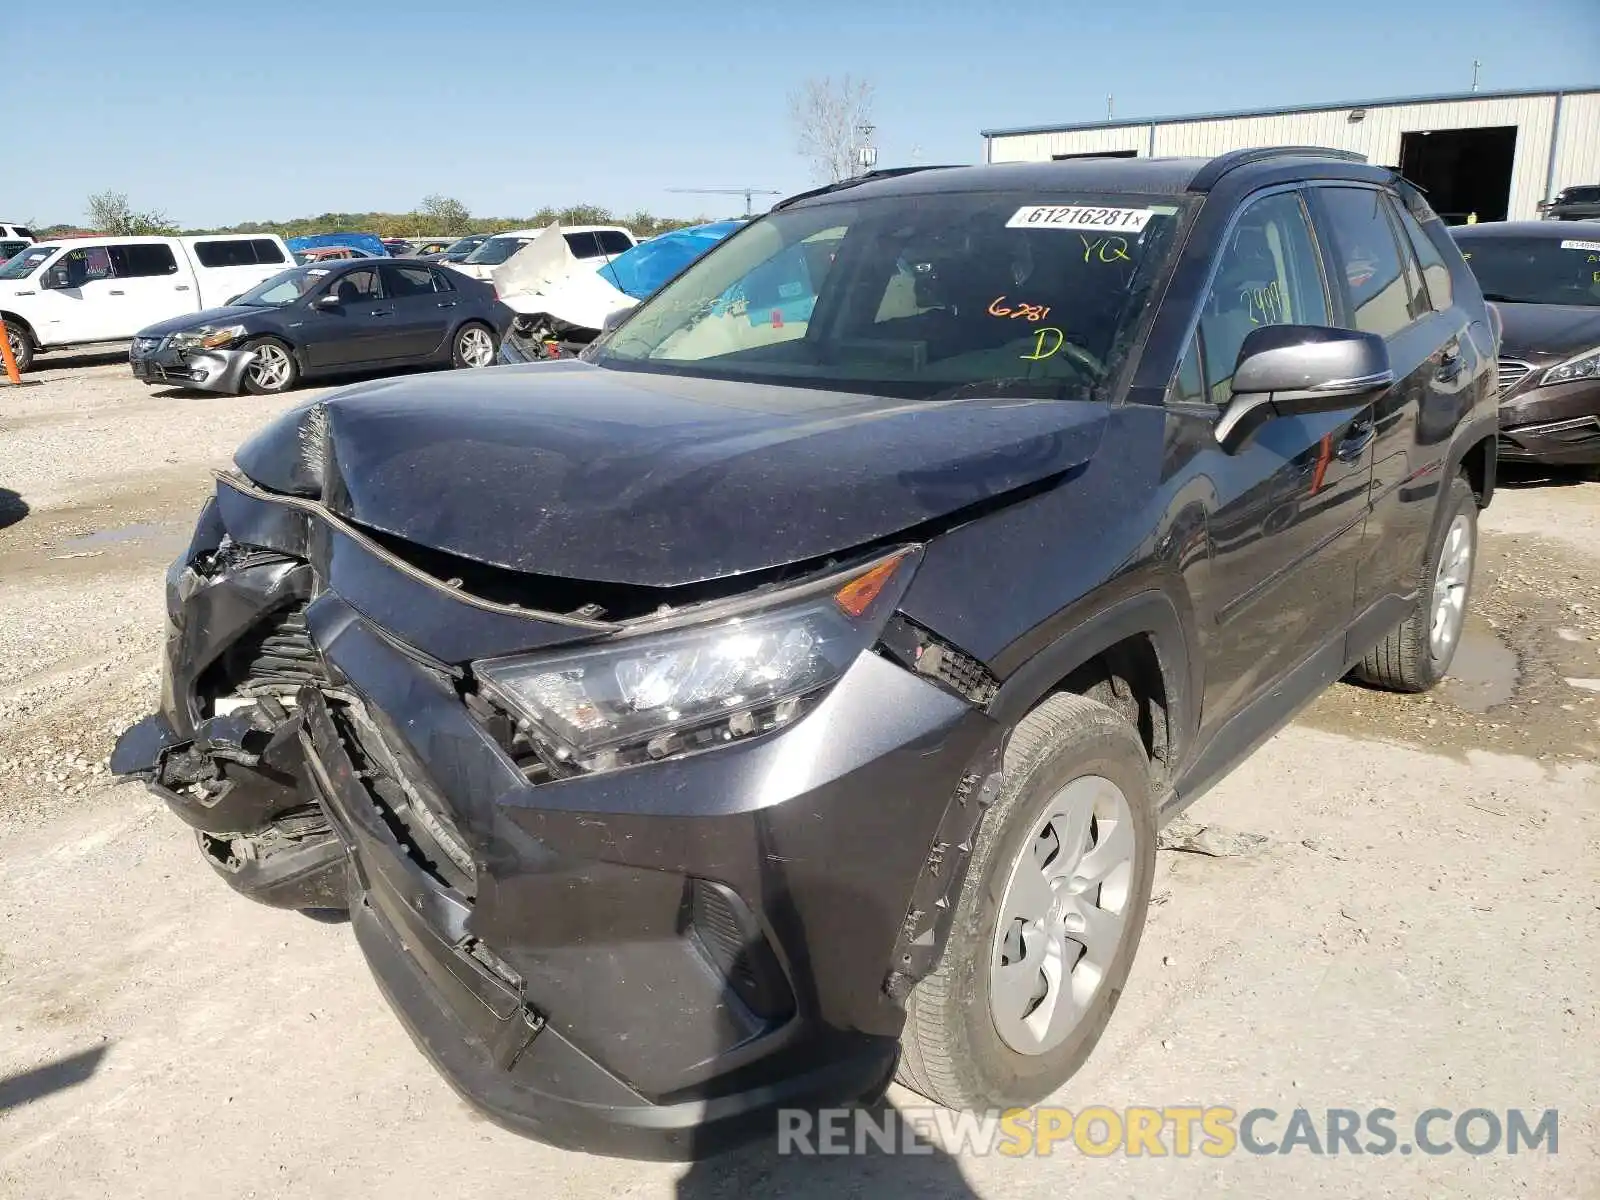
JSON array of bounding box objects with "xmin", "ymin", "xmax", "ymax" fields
[{"xmin": 1480, "ymin": 292, "xmax": 1526, "ymax": 304}]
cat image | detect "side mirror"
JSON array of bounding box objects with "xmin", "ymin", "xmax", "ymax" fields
[
  {"xmin": 1216, "ymin": 325, "xmax": 1393, "ymax": 451},
  {"xmin": 44, "ymin": 267, "xmax": 73, "ymax": 290},
  {"xmin": 313, "ymin": 293, "xmax": 342, "ymax": 310}
]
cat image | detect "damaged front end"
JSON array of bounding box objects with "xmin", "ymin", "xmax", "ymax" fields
[{"xmin": 111, "ymin": 525, "xmax": 345, "ymax": 908}]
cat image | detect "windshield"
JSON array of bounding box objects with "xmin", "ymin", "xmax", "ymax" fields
[
  {"xmin": 464, "ymin": 235, "xmax": 531, "ymax": 266},
  {"xmin": 594, "ymin": 193, "xmax": 1189, "ymax": 399},
  {"xmin": 1556, "ymin": 187, "xmax": 1600, "ymax": 204},
  {"xmin": 232, "ymin": 266, "xmax": 328, "ymax": 306},
  {"xmin": 443, "ymin": 236, "xmax": 484, "ymax": 259},
  {"xmin": 598, "ymin": 222, "xmax": 741, "ymax": 300},
  {"xmin": 1458, "ymin": 236, "xmax": 1600, "ymax": 307},
  {"xmin": 0, "ymin": 245, "xmax": 57, "ymax": 281}
]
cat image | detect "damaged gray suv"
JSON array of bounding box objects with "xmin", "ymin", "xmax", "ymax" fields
[{"xmin": 115, "ymin": 149, "xmax": 1499, "ymax": 1159}]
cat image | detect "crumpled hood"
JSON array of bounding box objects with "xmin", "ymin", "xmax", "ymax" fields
[
  {"xmin": 137, "ymin": 305, "xmax": 266, "ymax": 339},
  {"xmin": 1496, "ymin": 302, "xmax": 1600, "ymax": 363},
  {"xmin": 294, "ymin": 361, "xmax": 1107, "ymax": 587}
]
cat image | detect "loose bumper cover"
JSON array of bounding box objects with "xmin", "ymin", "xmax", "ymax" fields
[{"xmin": 113, "ymin": 474, "xmax": 1001, "ymax": 1157}]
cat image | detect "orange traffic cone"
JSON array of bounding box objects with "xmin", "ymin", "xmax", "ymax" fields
[{"xmin": 0, "ymin": 319, "xmax": 20, "ymax": 385}]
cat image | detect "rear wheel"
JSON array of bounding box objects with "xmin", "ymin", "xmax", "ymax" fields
[
  {"xmin": 452, "ymin": 322, "xmax": 497, "ymax": 369},
  {"xmin": 3, "ymin": 321, "xmax": 35, "ymax": 373},
  {"xmin": 897, "ymin": 692, "xmax": 1156, "ymax": 1111},
  {"xmin": 1350, "ymin": 472, "xmax": 1478, "ymax": 692},
  {"xmin": 241, "ymin": 337, "xmax": 300, "ymax": 396}
]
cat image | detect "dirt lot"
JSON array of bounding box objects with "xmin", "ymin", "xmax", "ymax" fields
[{"xmin": 2, "ymin": 358, "xmax": 1597, "ymax": 1199}]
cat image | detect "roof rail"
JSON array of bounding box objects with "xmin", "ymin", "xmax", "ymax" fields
[
  {"xmin": 771, "ymin": 165, "xmax": 963, "ymax": 211},
  {"xmin": 1188, "ymin": 146, "xmax": 1368, "ymax": 192}
]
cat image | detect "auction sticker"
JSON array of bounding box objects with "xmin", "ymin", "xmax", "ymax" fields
[
  {"xmin": 1007, "ymin": 205, "xmax": 1154, "ymax": 232},
  {"xmin": 1560, "ymin": 239, "xmax": 1600, "ymax": 252}
]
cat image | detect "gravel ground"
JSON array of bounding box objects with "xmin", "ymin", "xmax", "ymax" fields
[{"xmin": 1, "ymin": 360, "xmax": 1597, "ymax": 1198}]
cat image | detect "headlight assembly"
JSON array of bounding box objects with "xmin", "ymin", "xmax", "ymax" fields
[
  {"xmin": 1542, "ymin": 344, "xmax": 1600, "ymax": 387},
  {"xmin": 171, "ymin": 323, "xmax": 246, "ymax": 351},
  {"xmin": 474, "ymin": 550, "xmax": 915, "ymax": 774}
]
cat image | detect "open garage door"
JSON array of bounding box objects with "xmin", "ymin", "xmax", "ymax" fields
[{"xmin": 1399, "ymin": 126, "xmax": 1517, "ymax": 224}]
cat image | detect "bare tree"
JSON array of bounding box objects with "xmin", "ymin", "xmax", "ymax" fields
[
  {"xmin": 86, "ymin": 190, "xmax": 176, "ymax": 235},
  {"xmin": 788, "ymin": 75, "xmax": 876, "ymax": 184},
  {"xmin": 417, "ymin": 194, "xmax": 472, "ymax": 233}
]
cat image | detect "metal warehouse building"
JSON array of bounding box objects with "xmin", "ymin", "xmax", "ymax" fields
[{"xmin": 983, "ymin": 85, "xmax": 1600, "ymax": 224}]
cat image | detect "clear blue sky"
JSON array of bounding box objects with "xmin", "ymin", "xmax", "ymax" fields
[{"xmin": 4, "ymin": 0, "xmax": 1596, "ymax": 228}]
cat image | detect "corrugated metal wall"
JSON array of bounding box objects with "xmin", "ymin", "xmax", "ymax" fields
[
  {"xmin": 987, "ymin": 91, "xmax": 1597, "ymax": 219},
  {"xmin": 1551, "ymin": 91, "xmax": 1600, "ymax": 196}
]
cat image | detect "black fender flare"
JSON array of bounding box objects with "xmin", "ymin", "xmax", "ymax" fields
[{"xmin": 987, "ymin": 584, "xmax": 1199, "ymax": 778}]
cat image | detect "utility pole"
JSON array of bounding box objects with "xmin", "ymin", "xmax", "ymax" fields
[
  {"xmin": 1107, "ymin": 94, "xmax": 1114, "ymax": 121},
  {"xmin": 1471, "ymin": 60, "xmax": 1481, "ymax": 92}
]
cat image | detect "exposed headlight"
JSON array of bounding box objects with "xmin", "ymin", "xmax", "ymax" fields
[
  {"xmin": 1542, "ymin": 344, "xmax": 1600, "ymax": 387},
  {"xmin": 474, "ymin": 551, "xmax": 915, "ymax": 773},
  {"xmin": 171, "ymin": 323, "xmax": 246, "ymax": 350}
]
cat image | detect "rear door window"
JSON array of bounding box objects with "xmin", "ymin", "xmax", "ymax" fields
[
  {"xmin": 109, "ymin": 243, "xmax": 179, "ymax": 277},
  {"xmin": 383, "ymin": 264, "xmax": 443, "ymax": 297},
  {"xmin": 1313, "ymin": 187, "xmax": 1415, "ymax": 338},
  {"xmin": 193, "ymin": 240, "xmax": 258, "ymax": 268},
  {"xmin": 251, "ymin": 239, "xmax": 287, "ymax": 264},
  {"xmin": 1391, "ymin": 202, "xmax": 1452, "ymax": 311},
  {"xmin": 564, "ymin": 232, "xmax": 603, "ymax": 259},
  {"xmin": 595, "ymin": 230, "xmax": 635, "ymax": 256}
]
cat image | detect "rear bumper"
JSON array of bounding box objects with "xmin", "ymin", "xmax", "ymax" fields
[{"xmin": 114, "ymin": 480, "xmax": 1001, "ymax": 1157}]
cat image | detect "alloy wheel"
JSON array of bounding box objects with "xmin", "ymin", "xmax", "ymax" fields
[
  {"xmin": 1429, "ymin": 513, "xmax": 1473, "ymax": 658},
  {"xmin": 989, "ymin": 775, "xmax": 1136, "ymax": 1056},
  {"xmin": 248, "ymin": 344, "xmax": 292, "ymax": 391},
  {"xmin": 458, "ymin": 327, "xmax": 494, "ymax": 368}
]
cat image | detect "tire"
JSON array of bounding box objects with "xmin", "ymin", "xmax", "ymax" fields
[
  {"xmin": 1349, "ymin": 472, "xmax": 1478, "ymax": 692},
  {"xmin": 451, "ymin": 322, "xmax": 498, "ymax": 369},
  {"xmin": 897, "ymin": 692, "xmax": 1156, "ymax": 1111},
  {"xmin": 240, "ymin": 337, "xmax": 300, "ymax": 396},
  {"xmin": 3, "ymin": 321, "xmax": 35, "ymax": 373}
]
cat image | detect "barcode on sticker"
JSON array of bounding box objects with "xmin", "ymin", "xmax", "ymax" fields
[
  {"xmin": 1560, "ymin": 239, "xmax": 1600, "ymax": 252},
  {"xmin": 1007, "ymin": 205, "xmax": 1154, "ymax": 232}
]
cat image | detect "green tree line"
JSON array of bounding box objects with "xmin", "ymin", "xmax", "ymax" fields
[{"xmin": 27, "ymin": 192, "xmax": 721, "ymax": 242}]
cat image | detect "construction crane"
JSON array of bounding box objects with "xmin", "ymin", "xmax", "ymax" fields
[{"xmin": 666, "ymin": 186, "xmax": 783, "ymax": 217}]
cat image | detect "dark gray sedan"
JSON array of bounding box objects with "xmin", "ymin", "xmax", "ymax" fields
[{"xmin": 129, "ymin": 259, "xmax": 512, "ymax": 395}]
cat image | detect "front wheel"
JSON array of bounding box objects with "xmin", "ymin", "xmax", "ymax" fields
[
  {"xmin": 3, "ymin": 321, "xmax": 35, "ymax": 373},
  {"xmin": 240, "ymin": 337, "xmax": 300, "ymax": 396},
  {"xmin": 451, "ymin": 322, "xmax": 498, "ymax": 369},
  {"xmin": 1349, "ymin": 471, "xmax": 1478, "ymax": 692},
  {"xmin": 897, "ymin": 692, "xmax": 1156, "ymax": 1111}
]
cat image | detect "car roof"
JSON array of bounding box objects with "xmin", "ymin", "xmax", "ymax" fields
[
  {"xmin": 1452, "ymin": 219, "xmax": 1600, "ymax": 238},
  {"xmin": 776, "ymin": 152, "xmax": 1384, "ymax": 210},
  {"xmin": 491, "ymin": 225, "xmax": 633, "ymax": 237}
]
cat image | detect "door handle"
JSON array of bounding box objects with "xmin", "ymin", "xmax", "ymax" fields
[
  {"xmin": 1337, "ymin": 420, "xmax": 1375, "ymax": 462},
  {"xmin": 109, "ymin": 289, "xmax": 125, "ymax": 295},
  {"xmin": 435, "ymin": 301, "xmax": 457, "ymax": 308},
  {"xmin": 369, "ymin": 310, "xmax": 393, "ymax": 317},
  {"xmin": 175, "ymin": 284, "xmax": 191, "ymax": 291}
]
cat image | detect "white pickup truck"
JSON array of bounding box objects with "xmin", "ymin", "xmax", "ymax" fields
[{"xmin": 0, "ymin": 234, "xmax": 293, "ymax": 371}]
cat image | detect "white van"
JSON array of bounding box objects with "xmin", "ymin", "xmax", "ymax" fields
[{"xmin": 0, "ymin": 234, "xmax": 293, "ymax": 371}]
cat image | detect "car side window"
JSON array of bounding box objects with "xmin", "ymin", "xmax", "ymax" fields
[
  {"xmin": 1379, "ymin": 197, "xmax": 1430, "ymax": 321},
  {"xmin": 331, "ymin": 268, "xmax": 384, "ymax": 303},
  {"xmin": 1391, "ymin": 201, "xmax": 1452, "ymax": 311},
  {"xmin": 1169, "ymin": 338, "xmax": 1205, "ymax": 405},
  {"xmin": 385, "ymin": 264, "xmax": 440, "ymax": 298},
  {"xmin": 1313, "ymin": 187, "xmax": 1414, "ymax": 339},
  {"xmin": 58, "ymin": 245, "xmax": 116, "ymax": 286},
  {"xmin": 429, "ymin": 269, "xmax": 455, "ymax": 292},
  {"xmin": 596, "ymin": 230, "xmax": 635, "ymax": 256},
  {"xmin": 564, "ymin": 232, "xmax": 602, "ymax": 259},
  {"xmin": 1197, "ymin": 191, "xmax": 1329, "ymax": 403}
]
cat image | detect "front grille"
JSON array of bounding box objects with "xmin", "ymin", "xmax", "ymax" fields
[
  {"xmin": 1497, "ymin": 358, "xmax": 1533, "ymax": 395},
  {"xmin": 238, "ymin": 603, "xmax": 324, "ymax": 689}
]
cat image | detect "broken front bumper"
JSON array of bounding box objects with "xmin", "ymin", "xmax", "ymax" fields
[
  {"xmin": 129, "ymin": 341, "xmax": 259, "ymax": 394},
  {"xmin": 114, "ymin": 476, "xmax": 1001, "ymax": 1157}
]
